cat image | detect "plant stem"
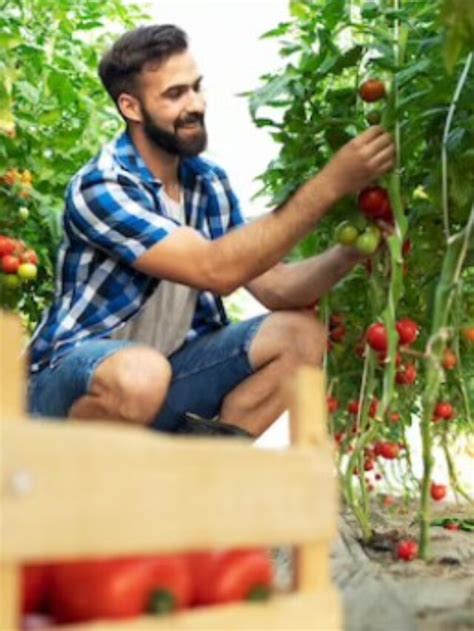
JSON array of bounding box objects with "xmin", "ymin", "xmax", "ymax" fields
[{"xmin": 441, "ymin": 53, "xmax": 473, "ymax": 239}]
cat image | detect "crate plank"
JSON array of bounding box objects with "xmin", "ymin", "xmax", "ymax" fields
[
  {"xmin": 0, "ymin": 420, "xmax": 337, "ymax": 562},
  {"xmin": 53, "ymin": 589, "xmax": 342, "ymax": 631},
  {"xmin": 290, "ymin": 367, "xmax": 334, "ymax": 592},
  {"xmin": 0, "ymin": 312, "xmax": 25, "ymax": 419}
]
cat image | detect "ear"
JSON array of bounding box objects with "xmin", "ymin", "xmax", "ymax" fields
[{"xmin": 117, "ymin": 93, "xmax": 143, "ymax": 124}]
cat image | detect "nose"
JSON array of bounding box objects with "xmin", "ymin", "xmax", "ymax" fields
[{"xmin": 187, "ymin": 87, "xmax": 206, "ymax": 114}]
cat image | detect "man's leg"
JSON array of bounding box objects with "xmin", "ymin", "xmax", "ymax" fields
[
  {"xmin": 220, "ymin": 309, "xmax": 326, "ymax": 437},
  {"xmin": 152, "ymin": 310, "xmax": 325, "ymax": 437},
  {"xmin": 29, "ymin": 340, "xmax": 171, "ymax": 427},
  {"xmin": 69, "ymin": 345, "xmax": 172, "ymax": 425}
]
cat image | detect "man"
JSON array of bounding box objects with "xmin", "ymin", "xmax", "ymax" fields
[{"xmin": 28, "ymin": 25, "xmax": 395, "ymax": 438}]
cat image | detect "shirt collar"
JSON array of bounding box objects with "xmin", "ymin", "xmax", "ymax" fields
[{"xmin": 114, "ymin": 130, "xmax": 218, "ymax": 188}]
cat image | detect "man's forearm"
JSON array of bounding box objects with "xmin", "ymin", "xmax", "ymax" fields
[
  {"xmin": 247, "ymin": 246, "xmax": 364, "ymax": 310},
  {"xmin": 210, "ymin": 172, "xmax": 339, "ymax": 295}
]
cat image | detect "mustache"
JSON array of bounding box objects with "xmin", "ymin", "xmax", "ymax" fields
[{"xmin": 177, "ymin": 114, "xmax": 204, "ymax": 127}]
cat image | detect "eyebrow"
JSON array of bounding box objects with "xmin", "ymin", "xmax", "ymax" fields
[{"xmin": 162, "ymin": 76, "xmax": 203, "ymax": 96}]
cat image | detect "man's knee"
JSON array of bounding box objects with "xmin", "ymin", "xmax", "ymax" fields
[
  {"xmin": 250, "ymin": 309, "xmax": 326, "ymax": 368},
  {"xmin": 92, "ymin": 346, "xmax": 172, "ymax": 425},
  {"xmin": 280, "ymin": 309, "xmax": 326, "ymax": 365}
]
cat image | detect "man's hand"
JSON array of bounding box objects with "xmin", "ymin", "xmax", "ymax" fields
[{"xmin": 321, "ymin": 126, "xmax": 395, "ymax": 199}]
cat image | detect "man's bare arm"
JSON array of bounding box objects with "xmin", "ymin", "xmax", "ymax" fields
[
  {"xmin": 245, "ymin": 246, "xmax": 364, "ymax": 310},
  {"xmin": 133, "ymin": 126, "xmax": 395, "ymax": 294}
]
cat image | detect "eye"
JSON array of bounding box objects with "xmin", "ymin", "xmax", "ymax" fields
[{"xmin": 167, "ymin": 87, "xmax": 186, "ymax": 100}]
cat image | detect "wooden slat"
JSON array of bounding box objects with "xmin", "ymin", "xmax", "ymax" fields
[
  {"xmin": 0, "ymin": 564, "xmax": 19, "ymax": 631},
  {"xmin": 0, "ymin": 420, "xmax": 337, "ymax": 562},
  {"xmin": 55, "ymin": 589, "xmax": 342, "ymax": 631},
  {"xmin": 290, "ymin": 367, "xmax": 335, "ymax": 592},
  {"xmin": 0, "ymin": 312, "xmax": 25, "ymax": 419},
  {"xmin": 0, "ymin": 312, "xmax": 24, "ymax": 631}
]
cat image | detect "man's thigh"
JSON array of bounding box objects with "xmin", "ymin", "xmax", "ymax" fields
[
  {"xmin": 28, "ymin": 339, "xmax": 139, "ymax": 419},
  {"xmin": 152, "ymin": 315, "xmax": 268, "ymax": 432}
]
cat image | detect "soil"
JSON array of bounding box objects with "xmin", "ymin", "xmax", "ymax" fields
[{"xmin": 272, "ymin": 501, "xmax": 474, "ymax": 631}]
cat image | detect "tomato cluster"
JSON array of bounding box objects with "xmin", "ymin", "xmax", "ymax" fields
[
  {"xmin": 22, "ymin": 548, "xmax": 274, "ymax": 624},
  {"xmin": 0, "ymin": 235, "xmax": 39, "ymax": 288}
]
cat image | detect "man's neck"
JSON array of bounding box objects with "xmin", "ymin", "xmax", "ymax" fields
[{"xmin": 129, "ymin": 127, "xmax": 181, "ymax": 194}]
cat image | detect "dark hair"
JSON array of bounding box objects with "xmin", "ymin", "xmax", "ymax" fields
[{"xmin": 98, "ymin": 24, "xmax": 188, "ymax": 104}]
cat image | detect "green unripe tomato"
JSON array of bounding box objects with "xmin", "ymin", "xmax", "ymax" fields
[
  {"xmin": 349, "ymin": 213, "xmax": 368, "ymax": 232},
  {"xmin": 18, "ymin": 262, "xmax": 38, "ymax": 281},
  {"xmin": 355, "ymin": 229, "xmax": 381, "ymax": 255},
  {"xmin": 365, "ymin": 223, "xmax": 382, "ymax": 239},
  {"xmin": 335, "ymin": 221, "xmax": 359, "ymax": 246},
  {"xmin": 367, "ymin": 110, "xmax": 382, "ymax": 125},
  {"xmin": 2, "ymin": 273, "xmax": 21, "ymax": 290},
  {"xmin": 18, "ymin": 206, "xmax": 30, "ymax": 221}
]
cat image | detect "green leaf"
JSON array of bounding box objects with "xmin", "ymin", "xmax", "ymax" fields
[{"xmin": 248, "ymin": 73, "xmax": 294, "ymax": 119}]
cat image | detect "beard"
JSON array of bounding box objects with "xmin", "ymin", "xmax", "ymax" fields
[{"xmin": 140, "ymin": 104, "xmax": 207, "ymax": 157}]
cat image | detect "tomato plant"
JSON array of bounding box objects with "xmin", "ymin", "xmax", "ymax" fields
[
  {"xmin": 0, "ymin": 0, "xmax": 147, "ymax": 330},
  {"xmin": 249, "ymin": 0, "xmax": 473, "ymax": 559}
]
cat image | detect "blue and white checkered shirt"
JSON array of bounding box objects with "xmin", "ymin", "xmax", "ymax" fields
[{"xmin": 29, "ymin": 131, "xmax": 246, "ymax": 373}]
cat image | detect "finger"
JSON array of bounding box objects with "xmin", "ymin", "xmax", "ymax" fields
[
  {"xmin": 357, "ymin": 125, "xmax": 386, "ymax": 142},
  {"xmin": 367, "ymin": 132, "xmax": 394, "ymax": 155},
  {"xmin": 376, "ymin": 160, "xmax": 395, "ymax": 176},
  {"xmin": 370, "ymin": 145, "xmax": 396, "ymax": 168}
]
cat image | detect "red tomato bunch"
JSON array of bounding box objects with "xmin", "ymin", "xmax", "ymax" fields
[
  {"xmin": 0, "ymin": 234, "xmax": 39, "ymax": 286},
  {"xmin": 22, "ymin": 548, "xmax": 274, "ymax": 624}
]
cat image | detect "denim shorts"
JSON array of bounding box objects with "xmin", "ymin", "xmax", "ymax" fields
[{"xmin": 28, "ymin": 314, "xmax": 268, "ymax": 433}]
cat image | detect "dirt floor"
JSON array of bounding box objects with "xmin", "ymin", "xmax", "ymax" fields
[
  {"xmin": 337, "ymin": 501, "xmax": 474, "ymax": 631},
  {"xmin": 272, "ymin": 501, "xmax": 474, "ymax": 630}
]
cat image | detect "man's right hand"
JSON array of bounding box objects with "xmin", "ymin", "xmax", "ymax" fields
[{"xmin": 321, "ymin": 126, "xmax": 396, "ymax": 200}]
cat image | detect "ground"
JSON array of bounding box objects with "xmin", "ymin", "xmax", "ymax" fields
[{"xmin": 272, "ymin": 501, "xmax": 474, "ymax": 631}]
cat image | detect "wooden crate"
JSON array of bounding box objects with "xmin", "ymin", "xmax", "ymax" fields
[{"xmin": 0, "ymin": 312, "xmax": 342, "ymax": 630}]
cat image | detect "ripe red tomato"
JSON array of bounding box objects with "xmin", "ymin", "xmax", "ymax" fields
[
  {"xmin": 22, "ymin": 564, "xmax": 52, "ymax": 614},
  {"xmin": 444, "ymin": 522, "xmax": 460, "ymax": 531},
  {"xmin": 327, "ymin": 396, "xmax": 339, "ymax": 414},
  {"xmin": 1, "ymin": 254, "xmax": 20, "ymax": 274},
  {"xmin": 433, "ymin": 401, "xmax": 455, "ymax": 421},
  {"xmin": 378, "ymin": 442, "xmax": 400, "ymax": 460},
  {"xmin": 347, "ymin": 400, "xmax": 360, "ymax": 415},
  {"xmin": 397, "ymin": 539, "xmax": 418, "ymax": 562},
  {"xmin": 188, "ymin": 549, "xmax": 274, "ymax": 606},
  {"xmin": 366, "ymin": 322, "xmax": 389, "ymax": 353},
  {"xmin": 463, "ymin": 327, "xmax": 474, "ymax": 343},
  {"xmin": 50, "ymin": 555, "xmax": 192, "ymax": 624},
  {"xmin": 359, "ymin": 79, "xmax": 386, "ymax": 103},
  {"xmin": 395, "ymin": 363, "xmax": 417, "ymax": 385},
  {"xmin": 430, "ymin": 482, "xmax": 447, "ymax": 502},
  {"xmin": 0, "ymin": 236, "xmax": 17, "ymax": 257},
  {"xmin": 442, "ymin": 349, "xmax": 457, "ymax": 370},
  {"xmin": 369, "ymin": 398, "xmax": 379, "ymax": 418},
  {"xmin": 396, "ymin": 319, "xmax": 419, "ymax": 345},
  {"xmin": 20, "ymin": 248, "xmax": 39, "ymax": 266},
  {"xmin": 358, "ymin": 186, "xmax": 392, "ymax": 220}
]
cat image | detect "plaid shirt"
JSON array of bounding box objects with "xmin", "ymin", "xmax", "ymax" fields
[{"xmin": 29, "ymin": 131, "xmax": 246, "ymax": 373}]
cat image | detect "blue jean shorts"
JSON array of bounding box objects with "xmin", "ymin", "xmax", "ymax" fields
[{"xmin": 28, "ymin": 315, "xmax": 268, "ymax": 433}]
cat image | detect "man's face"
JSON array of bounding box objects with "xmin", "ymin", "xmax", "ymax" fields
[{"xmin": 137, "ymin": 50, "xmax": 207, "ymax": 157}]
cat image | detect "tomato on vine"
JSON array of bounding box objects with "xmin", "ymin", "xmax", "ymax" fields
[
  {"xmin": 359, "ymin": 79, "xmax": 386, "ymax": 103},
  {"xmin": 430, "ymin": 482, "xmax": 447, "ymax": 501},
  {"xmin": 396, "ymin": 319, "xmax": 420, "ymax": 346},
  {"xmin": 366, "ymin": 322, "xmax": 389, "ymax": 353}
]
